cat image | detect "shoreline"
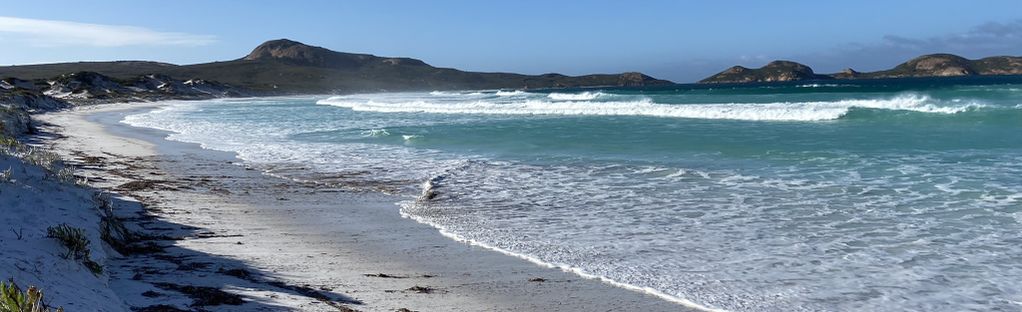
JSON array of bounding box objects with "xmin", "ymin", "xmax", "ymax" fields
[{"xmin": 35, "ymin": 102, "xmax": 694, "ymax": 311}]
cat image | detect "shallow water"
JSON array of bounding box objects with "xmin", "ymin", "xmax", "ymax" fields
[{"xmin": 124, "ymin": 77, "xmax": 1022, "ymax": 311}]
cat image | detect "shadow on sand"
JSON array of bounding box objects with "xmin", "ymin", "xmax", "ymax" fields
[{"xmin": 28, "ymin": 125, "xmax": 363, "ymax": 311}]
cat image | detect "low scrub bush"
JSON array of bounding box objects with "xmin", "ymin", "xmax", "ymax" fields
[
  {"xmin": 0, "ymin": 135, "xmax": 61, "ymax": 173},
  {"xmin": 0, "ymin": 135, "xmax": 16, "ymax": 148},
  {"xmin": 0, "ymin": 280, "xmax": 64, "ymax": 312},
  {"xmin": 46, "ymin": 224, "xmax": 89, "ymax": 260},
  {"xmin": 46, "ymin": 224, "xmax": 102, "ymax": 275},
  {"xmin": 95, "ymin": 193, "xmax": 135, "ymax": 251},
  {"xmin": 48, "ymin": 166, "xmax": 85, "ymax": 186},
  {"xmin": 21, "ymin": 148, "xmax": 59, "ymax": 172}
]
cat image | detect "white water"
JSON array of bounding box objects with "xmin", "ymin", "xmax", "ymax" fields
[
  {"xmin": 318, "ymin": 94, "xmax": 980, "ymax": 121},
  {"xmin": 547, "ymin": 91, "xmax": 608, "ymax": 100}
]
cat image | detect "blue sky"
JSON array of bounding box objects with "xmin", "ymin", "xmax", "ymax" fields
[{"xmin": 1, "ymin": 0, "xmax": 1021, "ymax": 82}]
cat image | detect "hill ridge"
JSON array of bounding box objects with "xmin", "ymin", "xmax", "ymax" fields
[
  {"xmin": 0, "ymin": 39, "xmax": 674, "ymax": 93},
  {"xmin": 700, "ymin": 53, "xmax": 1022, "ymax": 84}
]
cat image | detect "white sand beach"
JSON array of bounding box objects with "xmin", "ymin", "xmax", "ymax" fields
[{"xmin": 25, "ymin": 103, "xmax": 693, "ymax": 311}]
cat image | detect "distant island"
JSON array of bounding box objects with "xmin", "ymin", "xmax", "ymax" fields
[{"xmin": 700, "ymin": 54, "xmax": 1022, "ymax": 84}]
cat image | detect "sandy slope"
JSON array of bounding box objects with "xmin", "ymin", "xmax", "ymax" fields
[
  {"xmin": 32, "ymin": 103, "xmax": 692, "ymax": 311},
  {"xmin": 0, "ymin": 148, "xmax": 127, "ymax": 311}
]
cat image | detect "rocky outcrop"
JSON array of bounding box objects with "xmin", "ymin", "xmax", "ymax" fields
[
  {"xmin": 701, "ymin": 54, "xmax": 1022, "ymax": 84},
  {"xmin": 243, "ymin": 39, "xmax": 429, "ymax": 69},
  {"xmin": 1, "ymin": 83, "xmax": 65, "ymax": 136},
  {"xmin": 127, "ymin": 74, "xmax": 243, "ymax": 98},
  {"xmin": 699, "ymin": 60, "xmax": 828, "ymax": 83},
  {"xmin": 867, "ymin": 54, "xmax": 975, "ymax": 78},
  {"xmin": 616, "ymin": 72, "xmax": 665, "ymax": 86},
  {"xmin": 851, "ymin": 54, "xmax": 1022, "ymax": 79},
  {"xmin": 0, "ymin": 105, "xmax": 32, "ymax": 137},
  {"xmin": 971, "ymin": 56, "xmax": 1022, "ymax": 75},
  {"xmin": 0, "ymin": 71, "xmax": 247, "ymax": 136},
  {"xmin": 45, "ymin": 71, "xmax": 133, "ymax": 101},
  {"xmin": 832, "ymin": 68, "xmax": 861, "ymax": 79},
  {"xmin": 38, "ymin": 72, "xmax": 246, "ymax": 104}
]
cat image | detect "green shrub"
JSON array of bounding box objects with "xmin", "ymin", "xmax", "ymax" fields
[
  {"xmin": 46, "ymin": 224, "xmax": 102, "ymax": 275},
  {"xmin": 18, "ymin": 148, "xmax": 58, "ymax": 171},
  {"xmin": 0, "ymin": 136, "xmax": 16, "ymax": 148},
  {"xmin": 49, "ymin": 166, "xmax": 85, "ymax": 186},
  {"xmin": 0, "ymin": 280, "xmax": 64, "ymax": 312},
  {"xmin": 0, "ymin": 136, "xmax": 18, "ymax": 157},
  {"xmin": 95, "ymin": 193, "xmax": 135, "ymax": 253},
  {"xmin": 46, "ymin": 225, "xmax": 89, "ymax": 260}
]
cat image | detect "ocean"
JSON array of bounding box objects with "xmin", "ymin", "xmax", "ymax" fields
[{"xmin": 122, "ymin": 77, "xmax": 1022, "ymax": 311}]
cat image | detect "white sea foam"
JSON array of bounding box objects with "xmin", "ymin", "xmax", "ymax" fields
[
  {"xmin": 398, "ymin": 199, "xmax": 724, "ymax": 312},
  {"xmin": 795, "ymin": 83, "xmax": 858, "ymax": 88},
  {"xmin": 495, "ymin": 90, "xmax": 526, "ymax": 96},
  {"xmin": 547, "ymin": 91, "xmax": 607, "ymax": 100},
  {"xmin": 318, "ymin": 94, "xmax": 979, "ymax": 121},
  {"xmin": 427, "ymin": 90, "xmax": 482, "ymax": 96},
  {"xmin": 361, "ymin": 129, "xmax": 390, "ymax": 137}
]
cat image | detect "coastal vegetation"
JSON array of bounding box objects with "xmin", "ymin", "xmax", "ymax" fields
[
  {"xmin": 0, "ymin": 280, "xmax": 63, "ymax": 312},
  {"xmin": 46, "ymin": 224, "xmax": 103, "ymax": 275}
]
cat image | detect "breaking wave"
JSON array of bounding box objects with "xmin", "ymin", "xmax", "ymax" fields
[
  {"xmin": 795, "ymin": 83, "xmax": 860, "ymax": 88},
  {"xmin": 317, "ymin": 94, "xmax": 984, "ymax": 121},
  {"xmin": 430, "ymin": 90, "xmax": 484, "ymax": 96},
  {"xmin": 547, "ymin": 91, "xmax": 608, "ymax": 100},
  {"xmin": 495, "ymin": 90, "xmax": 527, "ymax": 96}
]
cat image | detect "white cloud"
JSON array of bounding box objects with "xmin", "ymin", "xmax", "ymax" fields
[{"xmin": 0, "ymin": 16, "xmax": 216, "ymax": 47}]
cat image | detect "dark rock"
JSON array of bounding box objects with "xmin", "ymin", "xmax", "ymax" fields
[{"xmin": 832, "ymin": 68, "xmax": 860, "ymax": 79}]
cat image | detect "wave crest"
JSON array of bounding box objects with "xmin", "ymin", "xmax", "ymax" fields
[
  {"xmin": 547, "ymin": 91, "xmax": 607, "ymax": 101},
  {"xmin": 317, "ymin": 95, "xmax": 983, "ymax": 122},
  {"xmin": 495, "ymin": 90, "xmax": 526, "ymax": 96}
]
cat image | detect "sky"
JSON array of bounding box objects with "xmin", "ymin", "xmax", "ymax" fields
[{"xmin": 1, "ymin": 0, "xmax": 1021, "ymax": 82}]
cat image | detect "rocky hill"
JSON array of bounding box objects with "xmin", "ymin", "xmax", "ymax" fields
[
  {"xmin": 700, "ymin": 54, "xmax": 1022, "ymax": 84},
  {"xmin": 863, "ymin": 54, "xmax": 1022, "ymax": 78},
  {"xmin": 699, "ymin": 61, "xmax": 828, "ymax": 83},
  {"xmin": 0, "ymin": 39, "xmax": 673, "ymax": 94}
]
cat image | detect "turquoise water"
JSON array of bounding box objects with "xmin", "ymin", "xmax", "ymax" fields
[{"xmin": 124, "ymin": 77, "xmax": 1022, "ymax": 311}]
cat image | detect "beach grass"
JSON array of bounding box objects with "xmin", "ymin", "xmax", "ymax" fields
[{"xmin": 46, "ymin": 224, "xmax": 102, "ymax": 275}]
